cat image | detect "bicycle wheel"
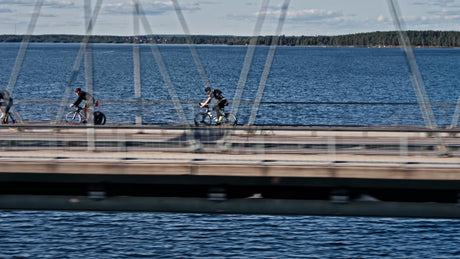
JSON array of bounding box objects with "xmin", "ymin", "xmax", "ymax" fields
[
  {"xmin": 7, "ymin": 112, "xmax": 23, "ymax": 124},
  {"xmin": 94, "ymin": 111, "xmax": 106, "ymax": 125},
  {"xmin": 223, "ymin": 113, "xmax": 237, "ymax": 126},
  {"xmin": 194, "ymin": 112, "xmax": 212, "ymax": 126},
  {"xmin": 65, "ymin": 111, "xmax": 82, "ymax": 124}
]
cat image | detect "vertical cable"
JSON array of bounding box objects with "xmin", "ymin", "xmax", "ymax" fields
[
  {"xmin": 85, "ymin": 0, "xmax": 96, "ymax": 151},
  {"xmin": 133, "ymin": 2, "xmax": 143, "ymax": 125},
  {"xmin": 55, "ymin": 0, "xmax": 103, "ymax": 124},
  {"xmin": 84, "ymin": 0, "xmax": 94, "ymax": 125}
]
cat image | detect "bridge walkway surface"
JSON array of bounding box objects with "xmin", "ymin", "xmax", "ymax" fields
[{"xmin": 1, "ymin": 125, "xmax": 460, "ymax": 218}]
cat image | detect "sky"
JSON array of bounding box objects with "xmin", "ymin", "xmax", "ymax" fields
[{"xmin": 0, "ymin": 0, "xmax": 459, "ymax": 36}]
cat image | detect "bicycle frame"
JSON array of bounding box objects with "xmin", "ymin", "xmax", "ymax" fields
[
  {"xmin": 72, "ymin": 106, "xmax": 86, "ymax": 119},
  {"xmin": 65, "ymin": 105, "xmax": 106, "ymax": 125},
  {"xmin": 195, "ymin": 103, "xmax": 237, "ymax": 126},
  {"xmin": 202, "ymin": 104, "xmax": 225, "ymax": 120},
  {"xmin": 0, "ymin": 106, "xmax": 22, "ymax": 124},
  {"xmin": 65, "ymin": 106, "xmax": 86, "ymax": 123},
  {"xmin": 204, "ymin": 108, "xmax": 219, "ymax": 123}
]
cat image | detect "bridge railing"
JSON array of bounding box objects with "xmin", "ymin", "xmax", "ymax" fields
[
  {"xmin": 9, "ymin": 99, "xmax": 460, "ymax": 128},
  {"xmin": 0, "ymin": 120, "xmax": 458, "ymax": 159}
]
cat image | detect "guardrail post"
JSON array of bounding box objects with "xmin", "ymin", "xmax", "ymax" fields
[
  {"xmin": 328, "ymin": 136, "xmax": 336, "ymax": 161},
  {"xmin": 87, "ymin": 127, "xmax": 96, "ymax": 152},
  {"xmin": 400, "ymin": 136, "xmax": 408, "ymax": 157},
  {"xmin": 118, "ymin": 130, "xmax": 127, "ymax": 153}
]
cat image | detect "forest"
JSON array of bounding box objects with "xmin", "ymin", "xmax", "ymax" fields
[{"xmin": 0, "ymin": 31, "xmax": 459, "ymax": 48}]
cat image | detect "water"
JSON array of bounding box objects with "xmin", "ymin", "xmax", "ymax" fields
[
  {"xmin": 1, "ymin": 43, "xmax": 460, "ymax": 258},
  {"xmin": 1, "ymin": 43, "xmax": 459, "ymax": 126},
  {"xmin": 1, "ymin": 212, "xmax": 460, "ymax": 258}
]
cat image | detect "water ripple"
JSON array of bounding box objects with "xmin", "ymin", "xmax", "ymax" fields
[{"xmin": 2, "ymin": 211, "xmax": 460, "ymax": 258}]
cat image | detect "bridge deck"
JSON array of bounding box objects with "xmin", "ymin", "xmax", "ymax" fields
[{"xmin": 1, "ymin": 125, "xmax": 460, "ymax": 218}]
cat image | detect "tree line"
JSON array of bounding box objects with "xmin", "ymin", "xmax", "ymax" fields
[{"xmin": 0, "ymin": 31, "xmax": 459, "ymax": 48}]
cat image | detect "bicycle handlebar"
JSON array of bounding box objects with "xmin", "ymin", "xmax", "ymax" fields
[{"xmin": 199, "ymin": 102, "xmax": 209, "ymax": 108}]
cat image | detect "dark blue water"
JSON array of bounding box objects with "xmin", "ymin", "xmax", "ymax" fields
[
  {"xmin": 1, "ymin": 43, "xmax": 460, "ymax": 126},
  {"xmin": 2, "ymin": 43, "xmax": 460, "ymax": 258},
  {"xmin": 1, "ymin": 211, "xmax": 460, "ymax": 258}
]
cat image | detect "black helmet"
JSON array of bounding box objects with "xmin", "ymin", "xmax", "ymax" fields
[{"xmin": 204, "ymin": 87, "xmax": 211, "ymax": 93}]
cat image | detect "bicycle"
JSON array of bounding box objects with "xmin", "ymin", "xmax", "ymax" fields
[
  {"xmin": 0, "ymin": 108, "xmax": 23, "ymax": 124},
  {"xmin": 194, "ymin": 103, "xmax": 237, "ymax": 126},
  {"xmin": 65, "ymin": 106, "xmax": 106, "ymax": 125}
]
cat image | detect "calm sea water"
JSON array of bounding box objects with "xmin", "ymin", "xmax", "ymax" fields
[
  {"xmin": 1, "ymin": 43, "xmax": 459, "ymax": 126},
  {"xmin": 1, "ymin": 43, "xmax": 460, "ymax": 258},
  {"xmin": 1, "ymin": 211, "xmax": 460, "ymax": 258}
]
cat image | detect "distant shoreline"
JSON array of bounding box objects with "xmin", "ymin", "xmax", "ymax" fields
[{"xmin": 0, "ymin": 30, "xmax": 459, "ymax": 48}]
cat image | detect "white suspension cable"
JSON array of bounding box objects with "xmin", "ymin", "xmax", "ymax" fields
[
  {"xmin": 133, "ymin": 2, "xmax": 143, "ymax": 125},
  {"xmin": 387, "ymin": 0, "xmax": 449, "ymax": 156},
  {"xmin": 219, "ymin": 0, "xmax": 289, "ymax": 151},
  {"xmin": 230, "ymin": 0, "xmax": 270, "ymax": 118},
  {"xmin": 55, "ymin": 0, "xmax": 103, "ymax": 124},
  {"xmin": 135, "ymin": 2, "xmax": 188, "ymax": 125},
  {"xmin": 1, "ymin": 0, "xmax": 44, "ymax": 113},
  {"xmin": 171, "ymin": 0, "xmax": 212, "ymax": 90},
  {"xmin": 218, "ymin": 0, "xmax": 269, "ymax": 150},
  {"xmin": 134, "ymin": 1, "xmax": 200, "ymax": 150},
  {"xmin": 85, "ymin": 0, "xmax": 96, "ymax": 151},
  {"xmin": 387, "ymin": 0, "xmax": 437, "ymax": 129},
  {"xmin": 450, "ymin": 96, "xmax": 460, "ymax": 128},
  {"xmin": 248, "ymin": 0, "xmax": 290, "ymax": 126}
]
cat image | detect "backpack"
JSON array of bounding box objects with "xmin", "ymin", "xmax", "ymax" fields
[
  {"xmin": 93, "ymin": 111, "xmax": 106, "ymax": 125},
  {"xmin": 213, "ymin": 89, "xmax": 224, "ymax": 100}
]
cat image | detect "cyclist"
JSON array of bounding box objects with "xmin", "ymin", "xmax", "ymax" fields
[
  {"xmin": 0, "ymin": 90, "xmax": 13, "ymax": 124},
  {"xmin": 200, "ymin": 87, "xmax": 227, "ymax": 124},
  {"xmin": 70, "ymin": 88, "xmax": 94, "ymax": 121}
]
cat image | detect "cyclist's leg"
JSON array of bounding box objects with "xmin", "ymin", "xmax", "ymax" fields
[
  {"xmin": 82, "ymin": 103, "xmax": 93, "ymax": 122},
  {"xmin": 1, "ymin": 102, "xmax": 11, "ymax": 124},
  {"xmin": 214, "ymin": 99, "xmax": 227, "ymax": 117},
  {"xmin": 5, "ymin": 100, "xmax": 12, "ymax": 115},
  {"xmin": 0, "ymin": 105, "xmax": 4, "ymax": 124},
  {"xmin": 215, "ymin": 99, "xmax": 227, "ymax": 123}
]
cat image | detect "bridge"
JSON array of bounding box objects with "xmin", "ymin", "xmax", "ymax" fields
[
  {"xmin": 1, "ymin": 123, "xmax": 460, "ymax": 218},
  {"xmin": 1, "ymin": 0, "xmax": 460, "ymax": 218}
]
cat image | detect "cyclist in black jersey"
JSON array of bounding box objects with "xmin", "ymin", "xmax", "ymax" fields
[
  {"xmin": 70, "ymin": 88, "xmax": 94, "ymax": 120},
  {"xmin": 0, "ymin": 90, "xmax": 13, "ymax": 124},
  {"xmin": 200, "ymin": 87, "xmax": 227, "ymax": 124}
]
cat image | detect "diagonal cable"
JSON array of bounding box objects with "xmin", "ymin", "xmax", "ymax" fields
[
  {"xmin": 135, "ymin": 2, "xmax": 188, "ymax": 125},
  {"xmin": 387, "ymin": 0, "xmax": 437, "ymax": 129},
  {"xmin": 218, "ymin": 0, "xmax": 269, "ymax": 149},
  {"xmin": 387, "ymin": 0, "xmax": 449, "ymax": 156},
  {"xmin": 248, "ymin": 0, "xmax": 290, "ymax": 126},
  {"xmin": 450, "ymin": 97, "xmax": 460, "ymax": 128},
  {"xmin": 135, "ymin": 1, "xmax": 200, "ymax": 149},
  {"xmin": 2, "ymin": 0, "xmax": 44, "ymax": 112},
  {"xmin": 55, "ymin": 0, "xmax": 103, "ymax": 124},
  {"xmin": 219, "ymin": 0, "xmax": 288, "ymax": 150},
  {"xmin": 171, "ymin": 0, "xmax": 211, "ymax": 90},
  {"xmin": 230, "ymin": 0, "xmax": 270, "ymax": 118}
]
